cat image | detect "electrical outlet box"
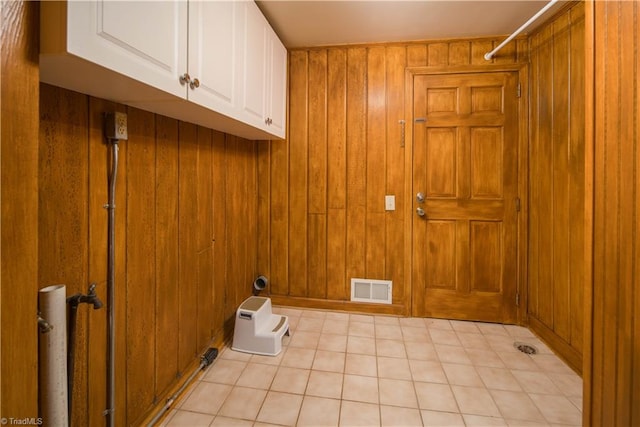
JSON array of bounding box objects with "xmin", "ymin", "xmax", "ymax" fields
[
  {"xmin": 104, "ymin": 112, "xmax": 128, "ymax": 140},
  {"xmin": 385, "ymin": 195, "xmax": 395, "ymax": 211}
]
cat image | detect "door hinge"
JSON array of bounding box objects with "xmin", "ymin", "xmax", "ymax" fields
[
  {"xmin": 515, "ymin": 197, "xmax": 521, "ymax": 212},
  {"xmin": 516, "ymin": 293, "xmax": 520, "ymax": 306},
  {"xmin": 516, "ymin": 82, "xmax": 522, "ymax": 98}
]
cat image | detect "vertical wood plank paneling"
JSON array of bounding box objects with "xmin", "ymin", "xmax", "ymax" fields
[
  {"xmin": 39, "ymin": 85, "xmax": 90, "ymax": 426},
  {"xmin": 308, "ymin": 214, "xmax": 327, "ymax": 299},
  {"xmin": 289, "ymin": 51, "xmax": 309, "ymax": 296},
  {"xmin": 590, "ymin": 1, "xmax": 607, "ymax": 419},
  {"xmin": 552, "ymin": 13, "xmax": 571, "ymax": 342},
  {"xmin": 600, "ymin": 2, "xmax": 620, "ymax": 424},
  {"xmin": 327, "ymin": 209, "xmax": 347, "ymax": 300},
  {"xmin": 212, "ymin": 130, "xmax": 227, "ymax": 330},
  {"xmin": 245, "ymin": 139, "xmax": 258, "ymax": 300},
  {"xmin": 225, "ymin": 136, "xmax": 241, "ymax": 318},
  {"xmin": 583, "ymin": 1, "xmax": 595, "ymax": 422},
  {"xmin": 196, "ymin": 127, "xmax": 214, "ymax": 350},
  {"xmin": 1, "ymin": 2, "xmax": 39, "ymax": 418},
  {"xmin": 308, "ymin": 50, "xmax": 328, "ymax": 214},
  {"xmin": 528, "ymin": 32, "xmax": 541, "ymax": 319},
  {"xmin": 632, "ymin": 3, "xmax": 640, "ymax": 423},
  {"xmin": 267, "ymin": 37, "xmax": 526, "ymax": 314},
  {"xmin": 178, "ymin": 122, "xmax": 199, "ymax": 371},
  {"xmin": 346, "ymin": 47, "xmax": 368, "ymax": 283},
  {"xmin": 528, "ymin": 2, "xmax": 586, "ymax": 373},
  {"xmin": 385, "ymin": 46, "xmax": 406, "ymax": 303},
  {"xmin": 86, "ymin": 97, "xmax": 128, "ymax": 424},
  {"xmin": 587, "ymin": 0, "xmax": 640, "ymax": 423},
  {"xmin": 536, "ymin": 25, "xmax": 555, "ymax": 328},
  {"xmin": 327, "ymin": 49, "xmax": 348, "ymax": 211},
  {"xmin": 308, "ymin": 50, "xmax": 328, "ymax": 299},
  {"xmin": 38, "ymin": 85, "xmax": 260, "ymax": 424},
  {"xmin": 257, "ymin": 141, "xmax": 271, "ymax": 282},
  {"xmin": 615, "ymin": 3, "xmax": 635, "ymax": 423},
  {"xmin": 224, "ymin": 136, "xmax": 256, "ymax": 314},
  {"xmin": 568, "ymin": 4, "xmax": 585, "ymax": 353},
  {"xmin": 114, "ymin": 111, "xmax": 129, "ymax": 427},
  {"xmin": 366, "ymin": 47, "xmax": 387, "ymax": 279},
  {"xmin": 125, "ymin": 107, "xmax": 156, "ymax": 423},
  {"xmin": 327, "ymin": 49, "xmax": 348, "ymax": 300},
  {"xmin": 155, "ymin": 115, "xmax": 180, "ymax": 397},
  {"xmin": 87, "ymin": 97, "xmax": 122, "ymax": 426},
  {"xmin": 268, "ymin": 136, "xmax": 288, "ymax": 296}
]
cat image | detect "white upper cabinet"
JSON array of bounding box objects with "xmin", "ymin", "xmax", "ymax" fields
[
  {"xmin": 40, "ymin": 0, "xmax": 286, "ymax": 140},
  {"xmin": 267, "ymin": 27, "xmax": 288, "ymax": 137},
  {"xmin": 187, "ymin": 1, "xmax": 242, "ymax": 116},
  {"xmin": 239, "ymin": 1, "xmax": 287, "ymax": 138}
]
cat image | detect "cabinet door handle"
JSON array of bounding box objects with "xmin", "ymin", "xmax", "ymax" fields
[
  {"xmin": 179, "ymin": 73, "xmax": 191, "ymax": 85},
  {"xmin": 189, "ymin": 78, "xmax": 200, "ymax": 90},
  {"xmin": 264, "ymin": 118, "xmax": 273, "ymax": 125}
]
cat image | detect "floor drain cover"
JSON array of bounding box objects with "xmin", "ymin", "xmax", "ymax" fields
[{"xmin": 514, "ymin": 342, "xmax": 538, "ymax": 355}]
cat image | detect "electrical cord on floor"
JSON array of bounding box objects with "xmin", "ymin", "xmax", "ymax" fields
[{"xmin": 146, "ymin": 348, "xmax": 219, "ymax": 426}]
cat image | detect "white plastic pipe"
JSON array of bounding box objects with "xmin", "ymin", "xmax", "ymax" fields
[
  {"xmin": 39, "ymin": 284, "xmax": 69, "ymax": 427},
  {"xmin": 484, "ymin": 0, "xmax": 559, "ymax": 61}
]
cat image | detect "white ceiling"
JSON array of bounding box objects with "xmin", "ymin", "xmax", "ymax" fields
[{"xmin": 256, "ymin": 0, "xmax": 566, "ymax": 48}]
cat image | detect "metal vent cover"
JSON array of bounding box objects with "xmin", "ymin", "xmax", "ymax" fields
[{"xmin": 350, "ymin": 279, "xmax": 392, "ymax": 304}]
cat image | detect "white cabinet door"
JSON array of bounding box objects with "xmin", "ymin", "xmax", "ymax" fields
[
  {"xmin": 188, "ymin": 1, "xmax": 242, "ymax": 115},
  {"xmin": 267, "ymin": 28, "xmax": 287, "ymax": 138},
  {"xmin": 240, "ymin": 1, "xmax": 269, "ymax": 130},
  {"xmin": 66, "ymin": 0, "xmax": 187, "ymax": 98},
  {"xmin": 240, "ymin": 1, "xmax": 287, "ymax": 138}
]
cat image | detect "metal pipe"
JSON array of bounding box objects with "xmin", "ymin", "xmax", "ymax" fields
[
  {"xmin": 484, "ymin": 0, "xmax": 559, "ymax": 61},
  {"xmin": 105, "ymin": 140, "xmax": 119, "ymax": 427},
  {"xmin": 67, "ymin": 283, "xmax": 103, "ymax": 421}
]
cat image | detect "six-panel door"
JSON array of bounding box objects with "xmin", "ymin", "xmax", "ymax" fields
[{"xmin": 411, "ymin": 72, "xmax": 519, "ymax": 323}]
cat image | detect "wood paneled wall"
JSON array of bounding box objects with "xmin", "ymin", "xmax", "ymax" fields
[
  {"xmin": 527, "ymin": 2, "xmax": 585, "ymax": 374},
  {"xmin": 0, "ymin": 0, "xmax": 39, "ymax": 420},
  {"xmin": 585, "ymin": 0, "xmax": 640, "ymax": 424},
  {"xmin": 257, "ymin": 37, "xmax": 527, "ymax": 314},
  {"xmin": 38, "ymin": 84, "xmax": 258, "ymax": 426}
]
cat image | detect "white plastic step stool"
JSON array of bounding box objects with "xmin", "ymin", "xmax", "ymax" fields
[{"xmin": 231, "ymin": 296, "xmax": 289, "ymax": 356}]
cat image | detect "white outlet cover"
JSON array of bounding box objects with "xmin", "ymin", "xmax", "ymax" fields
[{"xmin": 385, "ymin": 195, "xmax": 395, "ymax": 211}]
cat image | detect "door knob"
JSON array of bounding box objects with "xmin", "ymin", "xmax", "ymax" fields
[
  {"xmin": 416, "ymin": 207, "xmax": 426, "ymax": 217},
  {"xmin": 416, "ymin": 192, "xmax": 425, "ymax": 203},
  {"xmin": 189, "ymin": 78, "xmax": 200, "ymax": 89},
  {"xmin": 179, "ymin": 73, "xmax": 191, "ymax": 85}
]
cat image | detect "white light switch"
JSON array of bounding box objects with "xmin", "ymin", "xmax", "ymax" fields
[{"xmin": 385, "ymin": 195, "xmax": 395, "ymax": 211}]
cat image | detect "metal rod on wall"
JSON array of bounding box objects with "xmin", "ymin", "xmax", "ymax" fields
[
  {"xmin": 103, "ymin": 112, "xmax": 127, "ymax": 427},
  {"xmin": 484, "ymin": 0, "xmax": 558, "ymax": 61}
]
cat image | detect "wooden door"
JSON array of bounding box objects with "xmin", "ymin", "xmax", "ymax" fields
[{"xmin": 411, "ymin": 72, "xmax": 519, "ymax": 323}]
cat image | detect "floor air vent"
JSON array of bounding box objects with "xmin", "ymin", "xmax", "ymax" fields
[{"xmin": 350, "ymin": 279, "xmax": 392, "ymax": 304}]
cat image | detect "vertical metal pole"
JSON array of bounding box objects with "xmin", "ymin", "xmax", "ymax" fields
[{"xmin": 105, "ymin": 140, "xmax": 118, "ymax": 427}]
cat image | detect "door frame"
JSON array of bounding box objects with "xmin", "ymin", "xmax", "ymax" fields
[{"xmin": 402, "ymin": 64, "xmax": 530, "ymax": 325}]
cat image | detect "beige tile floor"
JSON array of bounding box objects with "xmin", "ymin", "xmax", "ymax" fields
[{"xmin": 162, "ymin": 307, "xmax": 583, "ymax": 427}]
